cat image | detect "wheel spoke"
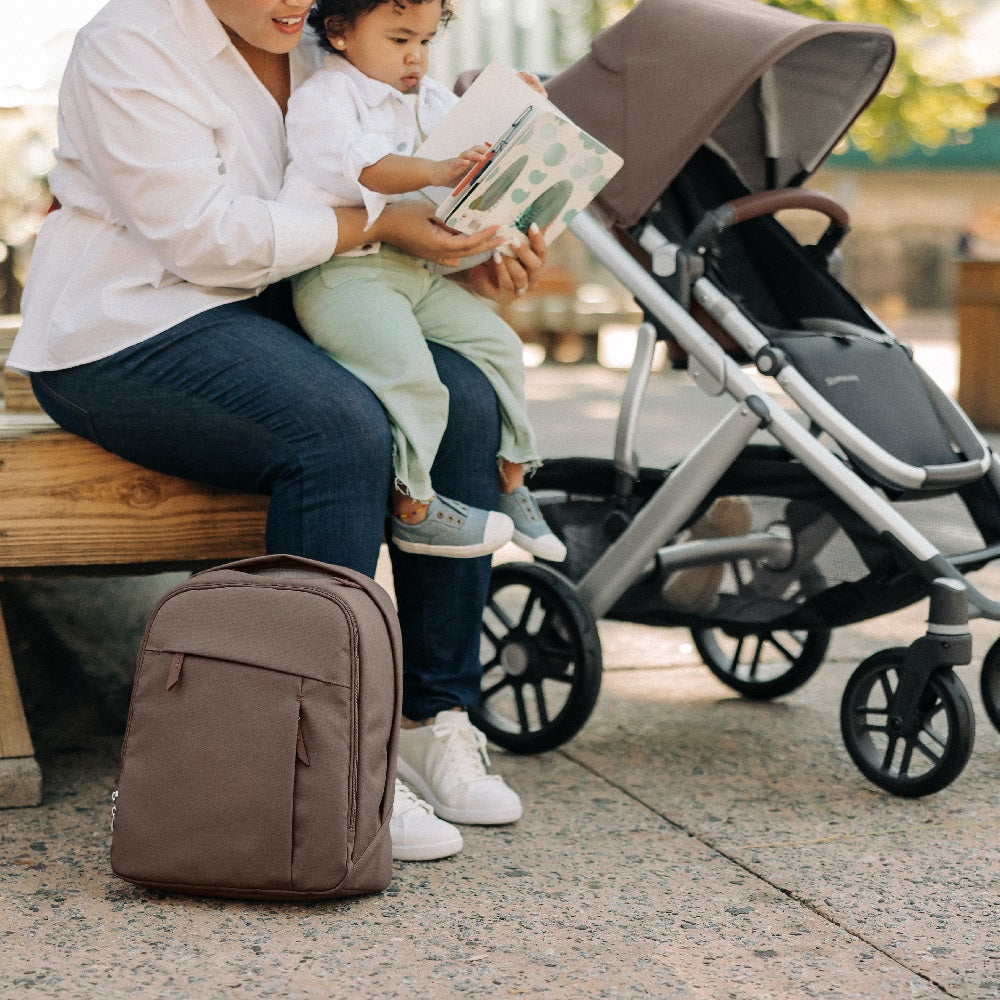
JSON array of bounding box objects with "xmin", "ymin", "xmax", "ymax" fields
[
  {"xmin": 519, "ymin": 592, "xmax": 542, "ymax": 630},
  {"xmin": 897, "ymin": 739, "xmax": 915, "ymax": 777},
  {"xmin": 481, "ymin": 671, "xmax": 515, "ymax": 702},
  {"xmin": 513, "ymin": 684, "xmax": 530, "ymax": 732},
  {"xmin": 480, "ymin": 621, "xmax": 506, "ymax": 655},
  {"xmin": 767, "ymin": 632, "xmax": 800, "ymax": 663},
  {"xmin": 532, "ymin": 682, "xmax": 550, "ymax": 727},
  {"xmin": 880, "ymin": 735, "xmax": 898, "ymax": 771},
  {"xmin": 748, "ymin": 636, "xmax": 764, "ymax": 680},
  {"xmin": 537, "ymin": 634, "xmax": 575, "ymax": 665},
  {"xmin": 485, "ymin": 597, "xmax": 517, "ymax": 634},
  {"xmin": 859, "ymin": 705, "xmax": 889, "ymax": 719},
  {"xmin": 540, "ymin": 661, "xmax": 576, "ymax": 684},
  {"xmin": 859, "ymin": 721, "xmax": 889, "ymax": 734},
  {"xmin": 913, "ymin": 731, "xmax": 944, "ymax": 765},
  {"xmin": 726, "ymin": 634, "xmax": 746, "ymax": 676},
  {"xmin": 878, "ymin": 670, "xmax": 896, "ymax": 704}
]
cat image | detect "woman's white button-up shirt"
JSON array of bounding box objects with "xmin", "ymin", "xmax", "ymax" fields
[{"xmin": 9, "ymin": 0, "xmax": 337, "ymax": 372}]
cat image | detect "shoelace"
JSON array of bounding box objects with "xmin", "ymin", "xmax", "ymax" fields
[
  {"xmin": 430, "ymin": 721, "xmax": 498, "ymax": 783},
  {"xmin": 393, "ymin": 779, "xmax": 433, "ymax": 817}
]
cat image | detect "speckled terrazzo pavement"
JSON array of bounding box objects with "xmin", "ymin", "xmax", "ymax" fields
[{"xmin": 5, "ymin": 332, "xmax": 1000, "ymax": 999}]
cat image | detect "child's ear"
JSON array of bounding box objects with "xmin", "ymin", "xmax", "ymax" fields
[{"xmin": 324, "ymin": 17, "xmax": 347, "ymax": 49}]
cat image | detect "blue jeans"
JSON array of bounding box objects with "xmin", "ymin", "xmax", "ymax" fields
[{"xmin": 29, "ymin": 286, "xmax": 499, "ymax": 720}]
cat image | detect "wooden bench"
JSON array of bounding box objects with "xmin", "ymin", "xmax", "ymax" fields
[{"xmin": 0, "ymin": 319, "xmax": 269, "ymax": 806}]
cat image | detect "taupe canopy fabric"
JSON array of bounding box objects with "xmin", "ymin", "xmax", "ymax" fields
[{"xmin": 546, "ymin": 0, "xmax": 895, "ymax": 229}]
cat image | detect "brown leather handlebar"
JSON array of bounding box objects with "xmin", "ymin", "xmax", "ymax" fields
[{"xmin": 726, "ymin": 189, "xmax": 850, "ymax": 229}]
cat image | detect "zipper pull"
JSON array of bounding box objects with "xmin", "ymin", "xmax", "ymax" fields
[
  {"xmin": 166, "ymin": 652, "xmax": 185, "ymax": 691},
  {"xmin": 296, "ymin": 719, "xmax": 310, "ymax": 766},
  {"xmin": 110, "ymin": 790, "xmax": 118, "ymax": 832}
]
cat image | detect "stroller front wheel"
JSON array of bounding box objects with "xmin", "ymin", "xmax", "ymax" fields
[
  {"xmin": 475, "ymin": 561, "xmax": 603, "ymax": 753},
  {"xmin": 692, "ymin": 626, "xmax": 830, "ymax": 699},
  {"xmin": 840, "ymin": 648, "xmax": 974, "ymax": 797}
]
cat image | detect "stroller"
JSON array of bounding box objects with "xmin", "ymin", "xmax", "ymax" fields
[{"xmin": 472, "ymin": 0, "xmax": 1000, "ymax": 797}]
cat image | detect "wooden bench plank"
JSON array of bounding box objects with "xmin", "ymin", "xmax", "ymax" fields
[{"xmin": 0, "ymin": 423, "xmax": 268, "ymax": 569}]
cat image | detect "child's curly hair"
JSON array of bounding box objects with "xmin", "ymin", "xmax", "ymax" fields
[{"xmin": 308, "ymin": 0, "xmax": 456, "ymax": 55}]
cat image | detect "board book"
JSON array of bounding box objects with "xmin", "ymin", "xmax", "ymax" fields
[{"xmin": 417, "ymin": 63, "xmax": 623, "ymax": 265}]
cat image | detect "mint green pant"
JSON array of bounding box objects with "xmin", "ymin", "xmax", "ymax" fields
[{"xmin": 292, "ymin": 246, "xmax": 539, "ymax": 503}]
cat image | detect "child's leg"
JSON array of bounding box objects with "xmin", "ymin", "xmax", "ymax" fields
[
  {"xmin": 499, "ymin": 459, "xmax": 524, "ymax": 493},
  {"xmin": 415, "ymin": 277, "xmax": 566, "ymax": 562},
  {"xmin": 293, "ymin": 258, "xmax": 447, "ymax": 505},
  {"xmin": 416, "ymin": 276, "xmax": 539, "ymax": 473},
  {"xmin": 291, "ymin": 258, "xmax": 513, "ymax": 558}
]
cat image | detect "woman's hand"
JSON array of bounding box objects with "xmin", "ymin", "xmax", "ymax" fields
[
  {"xmin": 375, "ymin": 200, "xmax": 502, "ymax": 269},
  {"xmin": 464, "ymin": 223, "xmax": 548, "ymax": 303}
]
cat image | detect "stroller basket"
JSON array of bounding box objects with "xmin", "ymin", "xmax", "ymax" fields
[{"xmin": 533, "ymin": 448, "xmax": 1000, "ymax": 634}]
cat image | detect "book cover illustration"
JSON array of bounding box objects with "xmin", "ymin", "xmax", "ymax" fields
[{"xmin": 418, "ymin": 63, "xmax": 623, "ymax": 261}]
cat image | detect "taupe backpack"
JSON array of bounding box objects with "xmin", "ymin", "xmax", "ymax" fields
[{"xmin": 110, "ymin": 555, "xmax": 401, "ymax": 899}]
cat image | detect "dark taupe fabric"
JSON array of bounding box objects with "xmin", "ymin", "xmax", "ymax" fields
[
  {"xmin": 545, "ymin": 0, "xmax": 894, "ymax": 229},
  {"xmin": 111, "ymin": 555, "xmax": 401, "ymax": 900}
]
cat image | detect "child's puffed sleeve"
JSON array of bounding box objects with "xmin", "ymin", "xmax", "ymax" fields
[{"xmin": 284, "ymin": 72, "xmax": 396, "ymax": 228}]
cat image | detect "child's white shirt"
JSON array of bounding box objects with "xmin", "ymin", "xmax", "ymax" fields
[{"xmin": 281, "ymin": 54, "xmax": 458, "ymax": 254}]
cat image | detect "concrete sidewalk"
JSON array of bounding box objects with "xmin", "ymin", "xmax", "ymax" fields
[{"xmin": 4, "ymin": 325, "xmax": 1000, "ymax": 999}]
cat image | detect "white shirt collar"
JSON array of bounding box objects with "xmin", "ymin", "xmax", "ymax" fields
[
  {"xmin": 170, "ymin": 0, "xmax": 232, "ymax": 61},
  {"xmin": 322, "ymin": 53, "xmax": 413, "ymax": 108}
]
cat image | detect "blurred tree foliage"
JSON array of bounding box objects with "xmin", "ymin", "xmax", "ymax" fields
[{"xmin": 576, "ymin": 0, "xmax": 997, "ymax": 157}]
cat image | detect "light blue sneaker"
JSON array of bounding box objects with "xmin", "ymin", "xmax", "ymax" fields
[
  {"xmin": 498, "ymin": 486, "xmax": 567, "ymax": 562},
  {"xmin": 392, "ymin": 494, "xmax": 514, "ymax": 558}
]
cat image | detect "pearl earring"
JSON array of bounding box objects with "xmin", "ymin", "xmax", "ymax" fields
[{"xmin": 334, "ymin": 38, "xmax": 345, "ymax": 49}]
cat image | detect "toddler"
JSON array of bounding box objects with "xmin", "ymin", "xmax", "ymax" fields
[{"xmin": 282, "ymin": 0, "xmax": 565, "ymax": 562}]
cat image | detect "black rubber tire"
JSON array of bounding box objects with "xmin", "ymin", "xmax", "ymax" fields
[
  {"xmin": 979, "ymin": 636, "xmax": 1000, "ymax": 733},
  {"xmin": 840, "ymin": 647, "xmax": 975, "ymax": 797},
  {"xmin": 691, "ymin": 626, "xmax": 830, "ymax": 699},
  {"xmin": 474, "ymin": 561, "xmax": 603, "ymax": 753}
]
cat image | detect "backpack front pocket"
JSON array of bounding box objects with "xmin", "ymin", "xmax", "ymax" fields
[{"xmin": 114, "ymin": 651, "xmax": 310, "ymax": 894}]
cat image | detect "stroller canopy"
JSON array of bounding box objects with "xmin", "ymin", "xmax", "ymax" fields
[{"xmin": 546, "ymin": 0, "xmax": 895, "ymax": 229}]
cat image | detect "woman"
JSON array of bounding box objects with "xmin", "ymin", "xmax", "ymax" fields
[{"xmin": 8, "ymin": 0, "xmax": 547, "ymax": 862}]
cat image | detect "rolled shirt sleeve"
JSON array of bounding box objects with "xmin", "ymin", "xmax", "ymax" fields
[
  {"xmin": 63, "ymin": 29, "xmax": 337, "ymax": 289},
  {"xmin": 9, "ymin": 1, "xmax": 343, "ymax": 372},
  {"xmin": 283, "ymin": 69, "xmax": 396, "ymax": 230}
]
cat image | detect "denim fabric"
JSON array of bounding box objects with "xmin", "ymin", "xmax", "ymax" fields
[
  {"xmin": 30, "ymin": 285, "xmax": 499, "ymax": 720},
  {"xmin": 293, "ymin": 246, "xmax": 539, "ymax": 503}
]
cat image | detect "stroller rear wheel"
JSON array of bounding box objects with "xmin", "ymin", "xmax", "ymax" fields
[
  {"xmin": 691, "ymin": 626, "xmax": 829, "ymax": 699},
  {"xmin": 978, "ymin": 636, "xmax": 1000, "ymax": 733},
  {"xmin": 840, "ymin": 648, "xmax": 974, "ymax": 797},
  {"xmin": 475, "ymin": 562, "xmax": 603, "ymax": 753}
]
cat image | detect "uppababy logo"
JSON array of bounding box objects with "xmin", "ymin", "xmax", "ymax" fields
[{"xmin": 825, "ymin": 374, "xmax": 861, "ymax": 387}]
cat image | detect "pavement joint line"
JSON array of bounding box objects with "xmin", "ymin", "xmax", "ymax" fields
[
  {"xmin": 558, "ymin": 746, "xmax": 962, "ymax": 999},
  {"xmin": 737, "ymin": 818, "xmax": 997, "ymax": 851}
]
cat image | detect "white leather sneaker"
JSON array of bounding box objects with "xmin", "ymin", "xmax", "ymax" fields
[
  {"xmin": 396, "ymin": 710, "xmax": 523, "ymax": 825},
  {"xmin": 389, "ymin": 779, "xmax": 463, "ymax": 861}
]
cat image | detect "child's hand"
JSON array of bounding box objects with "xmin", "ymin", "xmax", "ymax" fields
[
  {"xmin": 430, "ymin": 145, "xmax": 490, "ymax": 188},
  {"xmin": 516, "ymin": 71, "xmax": 547, "ymax": 96}
]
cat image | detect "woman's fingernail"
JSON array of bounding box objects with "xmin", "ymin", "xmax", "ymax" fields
[
  {"xmin": 529, "ymin": 223, "xmax": 540, "ymax": 234},
  {"xmin": 493, "ymin": 251, "xmax": 504, "ymax": 264}
]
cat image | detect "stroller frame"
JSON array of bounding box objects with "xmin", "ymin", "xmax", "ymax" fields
[
  {"xmin": 472, "ymin": 0, "xmax": 1000, "ymax": 797},
  {"xmin": 570, "ymin": 210, "xmax": 1000, "ymax": 625}
]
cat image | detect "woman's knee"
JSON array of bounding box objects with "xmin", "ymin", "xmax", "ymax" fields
[{"xmin": 430, "ymin": 343, "xmax": 500, "ymax": 438}]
